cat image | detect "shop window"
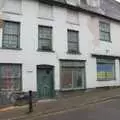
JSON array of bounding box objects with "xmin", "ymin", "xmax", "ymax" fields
[
  {"xmin": 97, "ymin": 59, "xmax": 115, "ymax": 81},
  {"xmin": 60, "ymin": 61, "xmax": 85, "ymax": 90}
]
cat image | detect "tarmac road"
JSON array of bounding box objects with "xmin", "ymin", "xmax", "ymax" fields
[{"xmin": 32, "ymin": 98, "xmax": 120, "ymax": 120}]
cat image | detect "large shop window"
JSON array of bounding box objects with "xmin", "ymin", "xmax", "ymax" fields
[
  {"xmin": 60, "ymin": 61, "xmax": 85, "ymax": 90},
  {"xmin": 0, "ymin": 64, "xmax": 22, "ymax": 91},
  {"xmin": 97, "ymin": 59, "xmax": 115, "ymax": 81}
]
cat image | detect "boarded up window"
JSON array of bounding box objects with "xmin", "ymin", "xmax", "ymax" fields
[
  {"xmin": 38, "ymin": 3, "xmax": 53, "ymax": 19},
  {"xmin": 0, "ymin": 64, "xmax": 22, "ymax": 91},
  {"xmin": 2, "ymin": 0, "xmax": 22, "ymax": 14},
  {"xmin": 67, "ymin": 10, "xmax": 79, "ymax": 24}
]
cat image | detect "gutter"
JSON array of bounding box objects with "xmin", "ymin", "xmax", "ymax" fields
[{"xmin": 91, "ymin": 53, "xmax": 120, "ymax": 59}]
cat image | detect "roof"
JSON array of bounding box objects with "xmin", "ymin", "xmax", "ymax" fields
[{"xmin": 39, "ymin": 0, "xmax": 120, "ymax": 22}]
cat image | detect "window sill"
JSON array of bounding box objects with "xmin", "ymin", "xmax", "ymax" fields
[
  {"xmin": 0, "ymin": 47, "xmax": 22, "ymax": 51},
  {"xmin": 37, "ymin": 49, "xmax": 55, "ymax": 53}
]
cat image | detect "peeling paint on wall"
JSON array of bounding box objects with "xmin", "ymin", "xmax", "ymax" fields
[{"xmin": 87, "ymin": 16, "xmax": 100, "ymax": 47}]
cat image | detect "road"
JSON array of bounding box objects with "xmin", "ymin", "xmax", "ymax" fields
[{"xmin": 29, "ymin": 98, "xmax": 120, "ymax": 120}]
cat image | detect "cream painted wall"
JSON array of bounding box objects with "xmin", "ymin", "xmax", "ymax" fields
[{"xmin": 0, "ymin": 0, "xmax": 120, "ymax": 92}]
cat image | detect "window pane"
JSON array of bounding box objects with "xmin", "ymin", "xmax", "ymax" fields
[
  {"xmin": 68, "ymin": 30, "xmax": 78, "ymax": 42},
  {"xmin": 73, "ymin": 69, "xmax": 84, "ymax": 88},
  {"xmin": 104, "ymin": 33, "xmax": 110, "ymax": 41},
  {"xmin": 0, "ymin": 64, "xmax": 22, "ymax": 91},
  {"xmin": 3, "ymin": 35, "xmax": 18, "ymax": 48},
  {"xmin": 38, "ymin": 26, "xmax": 52, "ymax": 50},
  {"xmin": 100, "ymin": 31, "xmax": 105, "ymax": 40},
  {"xmin": 61, "ymin": 61, "xmax": 85, "ymax": 89},
  {"xmin": 4, "ymin": 22, "xmax": 19, "ymax": 35},
  {"xmin": 99, "ymin": 22, "xmax": 110, "ymax": 41},
  {"xmin": 38, "ymin": 39, "xmax": 51, "ymax": 50},
  {"xmin": 100, "ymin": 32, "xmax": 110, "ymax": 41},
  {"xmin": 97, "ymin": 60, "xmax": 115, "ymax": 80},
  {"xmin": 68, "ymin": 30, "xmax": 79, "ymax": 53},
  {"xmin": 3, "ymin": 21, "xmax": 20, "ymax": 49},
  {"xmin": 61, "ymin": 69, "xmax": 72, "ymax": 89},
  {"xmin": 68, "ymin": 42, "xmax": 78, "ymax": 53}
]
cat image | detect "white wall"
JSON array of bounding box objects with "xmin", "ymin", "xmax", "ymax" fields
[{"xmin": 0, "ymin": 0, "xmax": 120, "ymax": 92}]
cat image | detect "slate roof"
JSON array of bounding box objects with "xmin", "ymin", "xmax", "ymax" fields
[{"xmin": 39, "ymin": 0, "xmax": 120, "ymax": 22}]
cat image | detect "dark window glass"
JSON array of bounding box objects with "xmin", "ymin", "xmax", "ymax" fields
[
  {"xmin": 99, "ymin": 22, "xmax": 111, "ymax": 42},
  {"xmin": 38, "ymin": 26, "xmax": 52, "ymax": 51},
  {"xmin": 68, "ymin": 30, "xmax": 79, "ymax": 53},
  {"xmin": 2, "ymin": 21, "xmax": 20, "ymax": 49}
]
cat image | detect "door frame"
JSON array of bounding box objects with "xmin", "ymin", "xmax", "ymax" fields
[{"xmin": 36, "ymin": 65, "xmax": 55, "ymax": 99}]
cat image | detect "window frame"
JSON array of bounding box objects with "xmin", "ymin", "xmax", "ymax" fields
[
  {"xmin": 2, "ymin": 21, "xmax": 21, "ymax": 49},
  {"xmin": 99, "ymin": 21, "xmax": 111, "ymax": 42},
  {"xmin": 60, "ymin": 60, "xmax": 85, "ymax": 91},
  {"xmin": 96, "ymin": 58, "xmax": 116, "ymax": 81},
  {"xmin": 67, "ymin": 29, "xmax": 80, "ymax": 54},
  {"xmin": 38, "ymin": 25, "xmax": 53, "ymax": 52},
  {"xmin": 0, "ymin": 63, "xmax": 22, "ymax": 91}
]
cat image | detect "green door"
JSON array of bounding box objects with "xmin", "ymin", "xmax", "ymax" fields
[{"xmin": 37, "ymin": 66, "xmax": 54, "ymax": 99}]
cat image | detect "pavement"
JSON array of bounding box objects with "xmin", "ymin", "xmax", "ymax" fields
[{"xmin": 0, "ymin": 88, "xmax": 120, "ymax": 120}]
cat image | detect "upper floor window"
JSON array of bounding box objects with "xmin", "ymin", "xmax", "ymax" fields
[
  {"xmin": 67, "ymin": 30, "xmax": 79, "ymax": 54},
  {"xmin": 38, "ymin": 26, "xmax": 52, "ymax": 51},
  {"xmin": 2, "ymin": 21, "xmax": 20, "ymax": 49},
  {"xmin": 99, "ymin": 22, "xmax": 111, "ymax": 42}
]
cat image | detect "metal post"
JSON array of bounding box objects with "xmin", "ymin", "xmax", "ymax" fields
[{"xmin": 28, "ymin": 90, "xmax": 33, "ymax": 113}]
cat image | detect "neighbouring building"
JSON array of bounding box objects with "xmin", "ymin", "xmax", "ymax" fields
[{"xmin": 0, "ymin": 0, "xmax": 120, "ymax": 105}]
